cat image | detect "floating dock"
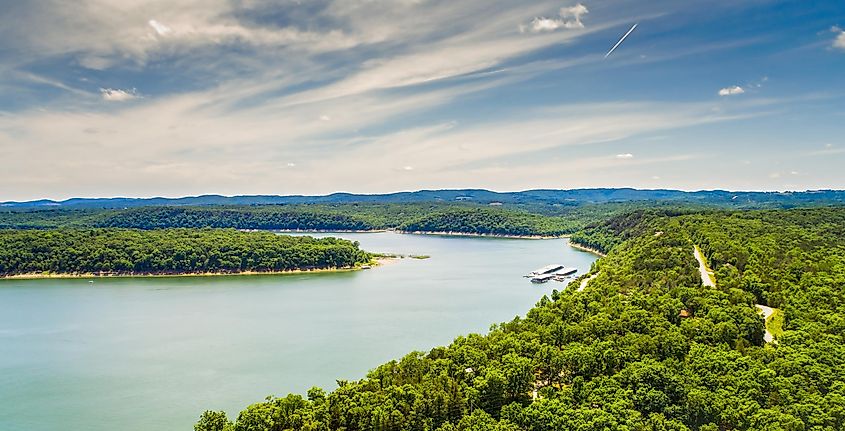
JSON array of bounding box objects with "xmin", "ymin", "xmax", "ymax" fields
[
  {"xmin": 526, "ymin": 264, "xmax": 566, "ymax": 278},
  {"xmin": 530, "ymin": 273, "xmax": 556, "ymax": 283},
  {"xmin": 553, "ymin": 267, "xmax": 577, "ymax": 276},
  {"xmin": 552, "ymin": 267, "xmax": 578, "ymax": 282},
  {"xmin": 527, "ymin": 265, "xmax": 578, "ymax": 283}
]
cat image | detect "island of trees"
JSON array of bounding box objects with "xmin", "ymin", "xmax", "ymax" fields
[
  {"xmin": 0, "ymin": 228, "xmax": 371, "ymax": 277},
  {"xmin": 192, "ymin": 207, "xmax": 845, "ymax": 431}
]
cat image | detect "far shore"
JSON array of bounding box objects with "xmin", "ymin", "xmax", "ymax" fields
[
  {"xmin": 568, "ymin": 242, "xmax": 607, "ymax": 257},
  {"xmin": 243, "ymin": 229, "xmax": 391, "ymax": 234},
  {"xmin": 252, "ymin": 228, "xmax": 567, "ymax": 240},
  {"xmin": 398, "ymin": 230, "xmax": 565, "ymax": 240}
]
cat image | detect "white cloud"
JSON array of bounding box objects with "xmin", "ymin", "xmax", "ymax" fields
[
  {"xmin": 529, "ymin": 18, "xmax": 568, "ymax": 33},
  {"xmin": 0, "ymin": 96, "xmax": 765, "ymax": 199},
  {"xmin": 561, "ymin": 4, "xmax": 590, "ymax": 21},
  {"xmin": 718, "ymin": 85, "xmax": 745, "ymax": 96},
  {"xmin": 832, "ymin": 27, "xmax": 845, "ymax": 50},
  {"xmin": 148, "ymin": 19, "xmax": 172, "ymax": 36},
  {"xmin": 100, "ymin": 88, "xmax": 139, "ymax": 102},
  {"xmin": 528, "ymin": 3, "xmax": 589, "ymax": 33},
  {"xmin": 0, "ymin": 0, "xmax": 801, "ymax": 199},
  {"xmin": 0, "ymin": 0, "xmax": 373, "ymax": 70},
  {"xmin": 616, "ymin": 153, "xmax": 634, "ymax": 159}
]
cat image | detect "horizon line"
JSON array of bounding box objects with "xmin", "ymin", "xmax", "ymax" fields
[{"xmin": 3, "ymin": 187, "xmax": 844, "ymax": 205}]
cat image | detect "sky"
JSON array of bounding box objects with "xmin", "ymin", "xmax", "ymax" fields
[{"xmin": 1, "ymin": 0, "xmax": 844, "ymax": 201}]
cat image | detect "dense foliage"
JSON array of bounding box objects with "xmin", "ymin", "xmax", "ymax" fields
[
  {"xmin": 569, "ymin": 208, "xmax": 704, "ymax": 254},
  {"xmin": 97, "ymin": 206, "xmax": 378, "ymax": 231},
  {"xmin": 0, "ymin": 229, "xmax": 371, "ymax": 276},
  {"xmin": 0, "ymin": 204, "xmax": 596, "ymax": 237},
  {"xmin": 196, "ymin": 207, "xmax": 845, "ymax": 431},
  {"xmin": 398, "ymin": 208, "xmax": 578, "ymax": 236},
  {"xmin": 0, "ymin": 208, "xmax": 104, "ymax": 229}
]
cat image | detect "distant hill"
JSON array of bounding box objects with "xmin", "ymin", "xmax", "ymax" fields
[{"xmin": 3, "ymin": 188, "xmax": 845, "ymax": 210}]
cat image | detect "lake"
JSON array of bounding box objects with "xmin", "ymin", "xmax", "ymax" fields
[{"xmin": 0, "ymin": 232, "xmax": 597, "ymax": 431}]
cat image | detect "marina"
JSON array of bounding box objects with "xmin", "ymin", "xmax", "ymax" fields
[{"xmin": 526, "ymin": 264, "xmax": 578, "ymax": 283}]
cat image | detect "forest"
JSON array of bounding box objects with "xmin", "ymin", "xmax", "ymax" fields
[
  {"xmin": 193, "ymin": 207, "xmax": 845, "ymax": 431},
  {"xmin": 0, "ymin": 229, "xmax": 371, "ymax": 276},
  {"xmin": 0, "ymin": 203, "xmax": 615, "ymax": 237}
]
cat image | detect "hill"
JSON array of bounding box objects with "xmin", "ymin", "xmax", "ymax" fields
[
  {"xmin": 4, "ymin": 188, "xmax": 845, "ymax": 210},
  {"xmin": 194, "ymin": 207, "xmax": 845, "ymax": 431}
]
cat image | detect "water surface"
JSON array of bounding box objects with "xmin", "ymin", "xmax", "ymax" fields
[{"xmin": 0, "ymin": 233, "xmax": 596, "ymax": 431}]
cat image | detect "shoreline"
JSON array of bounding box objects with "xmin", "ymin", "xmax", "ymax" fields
[
  {"xmin": 568, "ymin": 241, "xmax": 607, "ymax": 257},
  {"xmin": 0, "ymin": 265, "xmax": 369, "ymax": 281},
  {"xmin": 263, "ymin": 228, "xmax": 566, "ymax": 240},
  {"xmin": 248, "ymin": 229, "xmax": 391, "ymax": 234},
  {"xmin": 1, "ymin": 231, "xmax": 577, "ymax": 280},
  {"xmin": 398, "ymin": 230, "xmax": 566, "ymax": 240}
]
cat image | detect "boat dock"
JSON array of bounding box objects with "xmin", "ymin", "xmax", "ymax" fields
[
  {"xmin": 530, "ymin": 273, "xmax": 556, "ymax": 283},
  {"xmin": 527, "ymin": 265, "xmax": 578, "ymax": 283},
  {"xmin": 526, "ymin": 264, "xmax": 566, "ymax": 277}
]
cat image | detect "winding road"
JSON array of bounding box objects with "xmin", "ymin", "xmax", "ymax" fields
[
  {"xmin": 693, "ymin": 245, "xmax": 715, "ymax": 287},
  {"xmin": 693, "ymin": 245, "xmax": 779, "ymax": 344},
  {"xmin": 755, "ymin": 304, "xmax": 777, "ymax": 344}
]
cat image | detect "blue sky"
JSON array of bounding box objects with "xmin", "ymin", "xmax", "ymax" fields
[{"xmin": 0, "ymin": 0, "xmax": 843, "ymax": 200}]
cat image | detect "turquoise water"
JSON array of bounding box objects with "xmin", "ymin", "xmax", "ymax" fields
[{"xmin": 0, "ymin": 233, "xmax": 597, "ymax": 431}]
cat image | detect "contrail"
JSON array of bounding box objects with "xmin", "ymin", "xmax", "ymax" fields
[{"xmin": 604, "ymin": 23, "xmax": 638, "ymax": 58}]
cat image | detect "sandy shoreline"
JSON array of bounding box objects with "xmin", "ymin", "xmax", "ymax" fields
[
  {"xmin": 399, "ymin": 230, "xmax": 564, "ymax": 240},
  {"xmin": 0, "ymin": 265, "xmax": 372, "ymax": 281},
  {"xmin": 568, "ymin": 242, "xmax": 607, "ymax": 257},
  {"xmin": 0, "ymin": 255, "xmax": 404, "ymax": 280},
  {"xmin": 264, "ymin": 228, "xmax": 565, "ymax": 240},
  {"xmin": 247, "ymin": 229, "xmax": 391, "ymax": 234}
]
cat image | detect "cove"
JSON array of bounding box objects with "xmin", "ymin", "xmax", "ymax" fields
[{"xmin": 0, "ymin": 232, "xmax": 597, "ymax": 431}]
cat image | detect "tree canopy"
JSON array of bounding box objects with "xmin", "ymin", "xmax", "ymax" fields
[
  {"xmin": 195, "ymin": 207, "xmax": 845, "ymax": 431},
  {"xmin": 0, "ymin": 228, "xmax": 371, "ymax": 276}
]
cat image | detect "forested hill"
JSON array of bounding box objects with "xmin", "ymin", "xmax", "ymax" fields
[
  {"xmin": 0, "ymin": 229, "xmax": 371, "ymax": 277},
  {"xmin": 0, "ymin": 204, "xmax": 603, "ymax": 237},
  {"xmin": 196, "ymin": 207, "xmax": 845, "ymax": 431},
  {"xmin": 4, "ymin": 188, "xmax": 845, "ymax": 209}
]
